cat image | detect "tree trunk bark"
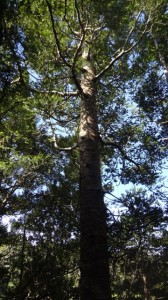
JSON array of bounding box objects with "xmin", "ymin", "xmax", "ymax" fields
[
  {"xmin": 143, "ymin": 274, "xmax": 148, "ymax": 300},
  {"xmin": 79, "ymin": 51, "xmax": 111, "ymax": 300}
]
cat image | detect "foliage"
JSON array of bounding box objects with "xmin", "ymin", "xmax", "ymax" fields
[{"xmin": 0, "ymin": 0, "xmax": 168, "ymax": 299}]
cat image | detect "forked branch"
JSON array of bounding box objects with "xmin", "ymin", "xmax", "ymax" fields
[{"xmin": 95, "ymin": 11, "xmax": 152, "ymax": 80}]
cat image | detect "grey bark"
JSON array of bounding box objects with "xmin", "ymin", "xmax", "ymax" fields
[{"xmin": 79, "ymin": 50, "xmax": 111, "ymax": 300}]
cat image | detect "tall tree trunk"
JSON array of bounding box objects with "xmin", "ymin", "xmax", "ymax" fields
[
  {"xmin": 143, "ymin": 274, "xmax": 148, "ymax": 300},
  {"xmin": 79, "ymin": 50, "xmax": 111, "ymax": 300}
]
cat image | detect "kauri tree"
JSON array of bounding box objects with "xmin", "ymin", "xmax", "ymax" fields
[{"xmin": 0, "ymin": 0, "xmax": 168, "ymax": 299}]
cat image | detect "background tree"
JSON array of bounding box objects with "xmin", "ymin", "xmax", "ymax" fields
[{"xmin": 108, "ymin": 189, "xmax": 167, "ymax": 299}]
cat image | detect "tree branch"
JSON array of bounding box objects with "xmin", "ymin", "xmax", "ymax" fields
[
  {"xmin": 74, "ymin": 0, "xmax": 85, "ymax": 33},
  {"xmin": 0, "ymin": 101, "xmax": 21, "ymax": 120},
  {"xmin": 100, "ymin": 137, "xmax": 140, "ymax": 170},
  {"xmin": 48, "ymin": 120, "xmax": 78, "ymax": 152},
  {"xmin": 46, "ymin": 0, "xmax": 83, "ymax": 93},
  {"xmin": 122, "ymin": 11, "xmax": 142, "ymax": 48},
  {"xmin": 153, "ymin": 38, "xmax": 168, "ymax": 83},
  {"xmin": 37, "ymin": 89, "xmax": 79, "ymax": 97},
  {"xmin": 48, "ymin": 113, "xmax": 80, "ymax": 126},
  {"xmin": 52, "ymin": 135, "xmax": 78, "ymax": 151},
  {"xmin": 95, "ymin": 12, "xmax": 152, "ymax": 80},
  {"xmin": 72, "ymin": 26, "xmax": 86, "ymax": 68},
  {"xmin": 24, "ymin": 83, "xmax": 79, "ymax": 97},
  {"xmin": 46, "ymin": 0, "xmax": 71, "ymax": 68}
]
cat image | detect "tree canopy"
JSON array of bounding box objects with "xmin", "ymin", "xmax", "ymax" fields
[{"xmin": 0, "ymin": 0, "xmax": 168, "ymax": 299}]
